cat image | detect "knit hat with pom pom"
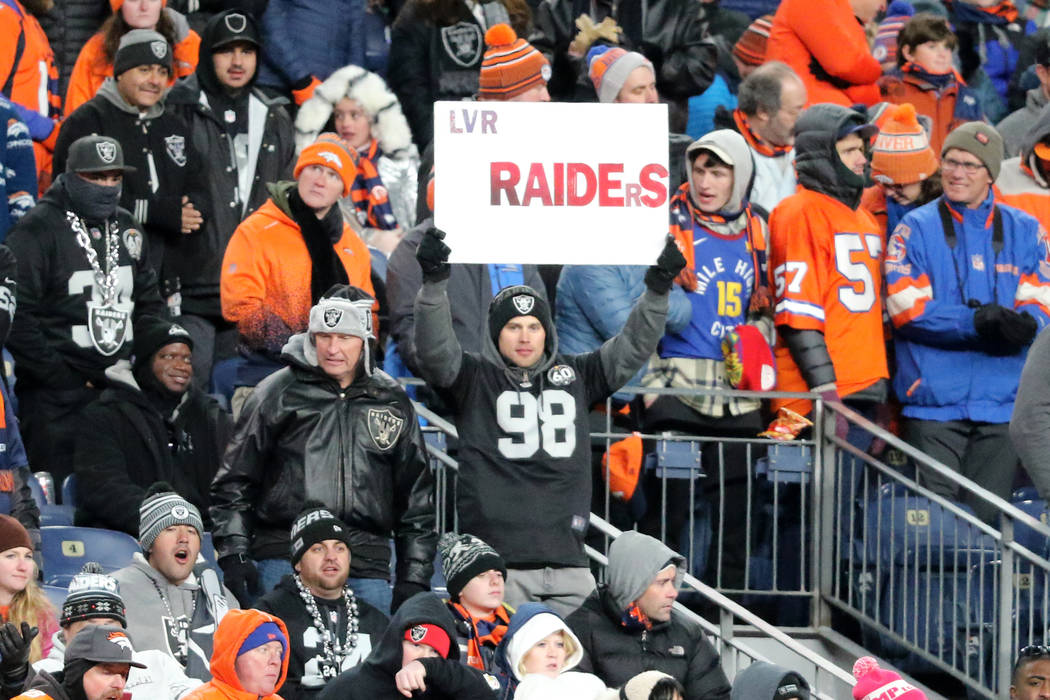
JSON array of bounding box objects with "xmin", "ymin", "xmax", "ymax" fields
[
  {"xmin": 870, "ymin": 103, "xmax": 938, "ymax": 185},
  {"xmin": 852, "ymin": 657, "xmax": 927, "ymax": 700},
  {"xmin": 478, "ymin": 23, "xmax": 551, "ymax": 100},
  {"xmin": 587, "ymin": 45, "xmax": 653, "ymax": 103}
]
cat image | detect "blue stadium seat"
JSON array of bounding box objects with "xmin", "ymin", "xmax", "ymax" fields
[
  {"xmin": 1010, "ymin": 498, "xmax": 1050, "ymax": 558},
  {"xmin": 864, "ymin": 484, "xmax": 997, "ymax": 569},
  {"xmin": 42, "ymin": 584, "xmax": 66, "ymax": 610},
  {"xmin": 40, "ymin": 505, "xmax": 74, "ymax": 527},
  {"xmin": 40, "ymin": 527, "xmax": 140, "ymax": 587},
  {"xmin": 61, "ymin": 475, "xmax": 76, "ymax": 508}
]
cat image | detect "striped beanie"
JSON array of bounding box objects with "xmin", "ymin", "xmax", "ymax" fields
[
  {"xmin": 139, "ymin": 482, "xmax": 204, "ymax": 553},
  {"xmin": 62, "ymin": 563, "xmax": 126, "ymax": 628},
  {"xmin": 479, "ymin": 24, "xmax": 551, "ymax": 100},
  {"xmin": 111, "ymin": 0, "xmax": 167, "ymax": 10},
  {"xmin": 294, "ymin": 133, "xmax": 359, "ymax": 197},
  {"xmin": 732, "ymin": 15, "xmax": 773, "ymax": 68},
  {"xmin": 587, "ymin": 45, "xmax": 654, "ymax": 103},
  {"xmin": 873, "ymin": 1, "xmax": 915, "ymax": 72},
  {"xmin": 871, "ymin": 103, "xmax": 938, "ymax": 185}
]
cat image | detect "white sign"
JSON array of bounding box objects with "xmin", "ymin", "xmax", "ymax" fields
[{"xmin": 433, "ymin": 101, "xmax": 670, "ymax": 265}]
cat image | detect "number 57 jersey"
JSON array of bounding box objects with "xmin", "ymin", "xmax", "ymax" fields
[{"xmin": 767, "ymin": 188, "xmax": 889, "ymax": 414}]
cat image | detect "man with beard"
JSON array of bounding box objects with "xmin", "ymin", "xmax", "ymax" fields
[
  {"xmin": 11, "ymin": 625, "xmax": 147, "ymax": 700},
  {"xmin": 5, "ymin": 135, "xmax": 165, "ymax": 490},
  {"xmin": 255, "ymin": 504, "xmax": 388, "ymax": 700},
  {"xmin": 71, "ymin": 315, "xmax": 231, "ymax": 535}
]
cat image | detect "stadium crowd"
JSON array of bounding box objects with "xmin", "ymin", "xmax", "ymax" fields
[{"xmin": 3, "ymin": 0, "xmax": 1050, "ymax": 697}]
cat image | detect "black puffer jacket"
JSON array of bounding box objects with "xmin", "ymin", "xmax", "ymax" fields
[
  {"xmin": 530, "ymin": 0, "xmax": 717, "ymax": 104},
  {"xmin": 317, "ymin": 592, "xmax": 496, "ymax": 700},
  {"xmin": 566, "ymin": 586, "xmax": 731, "ymax": 700},
  {"xmin": 72, "ymin": 360, "xmax": 230, "ymax": 535},
  {"xmin": 39, "ymin": 0, "xmax": 108, "ymax": 101},
  {"xmin": 210, "ymin": 332, "xmax": 435, "ymax": 588},
  {"xmin": 167, "ymin": 56, "xmax": 296, "ymax": 316}
]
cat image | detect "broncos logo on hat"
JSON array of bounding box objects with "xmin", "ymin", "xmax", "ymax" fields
[
  {"xmin": 319, "ymin": 151, "xmax": 343, "ymax": 168},
  {"xmin": 108, "ymin": 631, "xmax": 132, "ymax": 651}
]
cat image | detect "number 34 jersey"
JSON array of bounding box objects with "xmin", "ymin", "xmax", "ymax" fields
[
  {"xmin": 767, "ymin": 188, "xmax": 889, "ymax": 413},
  {"xmin": 443, "ymin": 350, "xmax": 612, "ymax": 569}
]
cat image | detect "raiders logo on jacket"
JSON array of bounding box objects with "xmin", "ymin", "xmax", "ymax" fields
[
  {"xmin": 53, "ymin": 83, "xmax": 211, "ymax": 286},
  {"xmin": 5, "ymin": 181, "xmax": 166, "ymax": 391}
]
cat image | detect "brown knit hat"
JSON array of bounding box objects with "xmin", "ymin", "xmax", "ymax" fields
[
  {"xmin": 478, "ymin": 24, "xmax": 551, "ymax": 100},
  {"xmin": 871, "ymin": 103, "xmax": 938, "ymax": 185},
  {"xmin": 732, "ymin": 15, "xmax": 773, "ymax": 67},
  {"xmin": 0, "ymin": 515, "xmax": 32, "ymax": 553}
]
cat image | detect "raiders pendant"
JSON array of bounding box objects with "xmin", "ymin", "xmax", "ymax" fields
[{"xmin": 224, "ymin": 109, "xmax": 236, "ymax": 124}]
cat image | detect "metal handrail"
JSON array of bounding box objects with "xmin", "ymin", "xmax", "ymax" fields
[{"xmin": 587, "ymin": 513, "xmax": 858, "ymax": 693}]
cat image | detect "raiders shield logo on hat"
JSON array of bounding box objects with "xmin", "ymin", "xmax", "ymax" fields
[
  {"xmin": 171, "ymin": 505, "xmax": 189, "ymax": 519},
  {"xmin": 151, "ymin": 40, "xmax": 168, "ymax": 59},
  {"xmin": 409, "ymin": 625, "xmax": 427, "ymax": 643},
  {"xmin": 367, "ymin": 408, "xmax": 405, "ymax": 451},
  {"xmin": 96, "ymin": 141, "xmax": 117, "ymax": 164},
  {"xmin": 323, "ymin": 307, "xmax": 342, "ymax": 328},
  {"xmin": 512, "ymin": 294, "xmax": 534, "ymax": 315},
  {"xmin": 224, "ymin": 13, "xmax": 247, "ymax": 33}
]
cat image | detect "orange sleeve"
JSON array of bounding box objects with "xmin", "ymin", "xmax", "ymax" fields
[
  {"xmin": 768, "ymin": 198, "xmax": 831, "ymax": 332},
  {"xmin": 173, "ymin": 29, "xmax": 200, "ymax": 78},
  {"xmin": 220, "ymin": 221, "xmax": 268, "ymax": 328},
  {"xmin": 784, "ymin": 0, "xmax": 881, "ymax": 86},
  {"xmin": 0, "ymin": 7, "xmax": 21, "ymax": 92},
  {"xmin": 64, "ymin": 34, "xmax": 106, "ymax": 117}
]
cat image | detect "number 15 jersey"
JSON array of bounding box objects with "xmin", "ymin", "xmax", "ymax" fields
[{"xmin": 767, "ymin": 188, "xmax": 889, "ymax": 413}]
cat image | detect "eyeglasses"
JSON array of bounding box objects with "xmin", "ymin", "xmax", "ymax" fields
[{"xmin": 941, "ymin": 157, "xmax": 985, "ymax": 175}]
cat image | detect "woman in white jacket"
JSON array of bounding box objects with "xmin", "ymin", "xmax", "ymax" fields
[{"xmin": 496, "ymin": 603, "xmax": 607, "ymax": 700}]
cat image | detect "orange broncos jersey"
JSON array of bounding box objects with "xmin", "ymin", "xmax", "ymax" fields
[{"xmin": 768, "ymin": 188, "xmax": 889, "ymax": 414}]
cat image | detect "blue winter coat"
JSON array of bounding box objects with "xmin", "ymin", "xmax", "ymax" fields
[
  {"xmin": 0, "ymin": 97, "xmax": 35, "ymax": 242},
  {"xmin": 884, "ymin": 191, "xmax": 1050, "ymax": 422},
  {"xmin": 556, "ymin": 265, "xmax": 691, "ymax": 395}
]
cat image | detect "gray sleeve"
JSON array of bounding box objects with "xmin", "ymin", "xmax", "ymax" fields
[
  {"xmin": 1011, "ymin": 328, "xmax": 1050, "ymax": 500},
  {"xmin": 780, "ymin": 327, "xmax": 836, "ymax": 389},
  {"xmin": 597, "ymin": 287, "xmax": 669, "ymax": 391},
  {"xmin": 412, "ymin": 278, "xmax": 464, "ymax": 388}
]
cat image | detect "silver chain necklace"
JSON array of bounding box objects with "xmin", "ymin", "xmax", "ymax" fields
[
  {"xmin": 148, "ymin": 575, "xmax": 196, "ymax": 665},
  {"xmin": 67, "ymin": 211, "xmax": 120, "ymax": 306},
  {"xmin": 293, "ymin": 573, "xmax": 359, "ymax": 680}
]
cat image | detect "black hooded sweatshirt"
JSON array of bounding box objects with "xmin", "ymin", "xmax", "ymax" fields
[{"xmin": 316, "ymin": 592, "xmax": 497, "ymax": 700}]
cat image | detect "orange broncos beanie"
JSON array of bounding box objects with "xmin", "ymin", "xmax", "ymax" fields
[
  {"xmin": 294, "ymin": 133, "xmax": 359, "ymax": 197},
  {"xmin": 870, "ymin": 103, "xmax": 938, "ymax": 185},
  {"xmin": 479, "ymin": 24, "xmax": 551, "ymax": 100}
]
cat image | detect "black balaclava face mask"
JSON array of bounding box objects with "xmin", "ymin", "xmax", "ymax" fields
[
  {"xmin": 63, "ymin": 173, "xmax": 122, "ymax": 222},
  {"xmin": 62, "ymin": 658, "xmax": 93, "ymax": 700}
]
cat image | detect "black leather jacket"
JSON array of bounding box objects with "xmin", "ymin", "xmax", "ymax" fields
[
  {"xmin": 529, "ymin": 0, "xmax": 717, "ymax": 103},
  {"xmin": 210, "ymin": 333, "xmax": 436, "ymax": 588}
]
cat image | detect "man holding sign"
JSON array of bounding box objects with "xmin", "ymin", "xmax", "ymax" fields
[{"xmin": 412, "ymin": 228, "xmax": 685, "ymax": 616}]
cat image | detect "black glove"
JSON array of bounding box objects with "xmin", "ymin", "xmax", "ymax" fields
[
  {"xmin": 415, "ymin": 227, "xmax": 451, "ymax": 283},
  {"xmin": 974, "ymin": 303, "xmax": 1008, "ymax": 340},
  {"xmin": 391, "ymin": 581, "xmax": 428, "ymax": 613},
  {"xmin": 644, "ymin": 235, "xmax": 688, "ymax": 294},
  {"xmin": 974, "ymin": 304, "xmax": 1038, "ymax": 354},
  {"xmin": 0, "ymin": 622, "xmax": 36, "ymax": 683},
  {"xmin": 218, "ymin": 553, "xmax": 260, "ymax": 604},
  {"xmin": 999, "ymin": 308, "xmax": 1039, "ymax": 349}
]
